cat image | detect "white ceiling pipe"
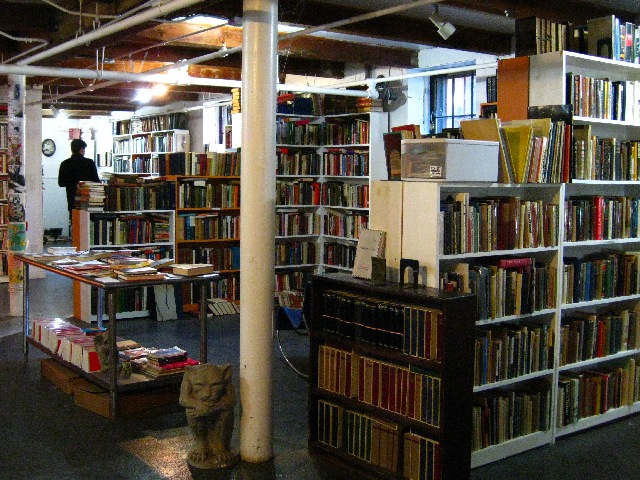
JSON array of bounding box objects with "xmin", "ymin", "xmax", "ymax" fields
[
  {"xmin": 282, "ymin": 0, "xmax": 441, "ymax": 41},
  {"xmin": 18, "ymin": 0, "xmax": 206, "ymax": 65},
  {"xmin": 331, "ymin": 61, "xmax": 499, "ymax": 89}
]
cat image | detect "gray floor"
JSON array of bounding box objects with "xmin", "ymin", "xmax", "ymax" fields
[{"xmin": 1, "ymin": 271, "xmax": 640, "ymax": 479}]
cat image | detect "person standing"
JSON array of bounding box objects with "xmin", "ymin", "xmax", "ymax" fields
[{"xmin": 57, "ymin": 138, "xmax": 100, "ymax": 232}]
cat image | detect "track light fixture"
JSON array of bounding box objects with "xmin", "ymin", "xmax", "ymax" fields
[
  {"xmin": 429, "ymin": 6, "xmax": 456, "ymax": 40},
  {"xmin": 49, "ymin": 104, "xmax": 66, "ymax": 118}
]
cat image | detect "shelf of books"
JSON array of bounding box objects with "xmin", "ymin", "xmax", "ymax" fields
[
  {"xmin": 72, "ymin": 207, "xmax": 175, "ymax": 323},
  {"xmin": 308, "ymin": 272, "xmax": 476, "ymax": 480},
  {"xmin": 273, "ymin": 108, "xmax": 388, "ymax": 300},
  {"xmin": 166, "ymin": 149, "xmax": 241, "ymax": 309},
  {"xmin": 111, "ymin": 113, "xmax": 190, "ymax": 175}
]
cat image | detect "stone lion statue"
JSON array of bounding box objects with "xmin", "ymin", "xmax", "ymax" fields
[{"xmin": 179, "ymin": 363, "xmax": 238, "ymax": 469}]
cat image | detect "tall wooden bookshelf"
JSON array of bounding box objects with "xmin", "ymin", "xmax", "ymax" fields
[
  {"xmin": 308, "ymin": 272, "xmax": 476, "ymax": 480},
  {"xmin": 111, "ymin": 113, "xmax": 190, "ymax": 175},
  {"xmin": 72, "ymin": 208, "xmax": 175, "ymax": 322},
  {"xmin": 168, "ymin": 150, "xmax": 241, "ymax": 309}
]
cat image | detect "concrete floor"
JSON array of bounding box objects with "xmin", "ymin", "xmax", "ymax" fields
[{"xmin": 1, "ymin": 271, "xmax": 640, "ymax": 479}]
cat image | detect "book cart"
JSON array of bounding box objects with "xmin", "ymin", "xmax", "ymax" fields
[
  {"xmin": 18, "ymin": 253, "xmax": 220, "ymax": 419},
  {"xmin": 308, "ymin": 272, "xmax": 476, "ymax": 480}
]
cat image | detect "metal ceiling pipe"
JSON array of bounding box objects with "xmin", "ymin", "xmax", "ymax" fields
[{"xmin": 17, "ymin": 0, "xmax": 206, "ymax": 65}]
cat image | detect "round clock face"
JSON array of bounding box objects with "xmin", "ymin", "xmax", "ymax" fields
[{"xmin": 42, "ymin": 138, "xmax": 56, "ymax": 157}]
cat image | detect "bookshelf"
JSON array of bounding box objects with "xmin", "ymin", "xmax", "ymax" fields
[
  {"xmin": 308, "ymin": 272, "xmax": 476, "ymax": 480},
  {"xmin": 0, "ymin": 123, "xmax": 8, "ymax": 283},
  {"xmin": 72, "ymin": 208, "xmax": 175, "ymax": 322},
  {"xmin": 111, "ymin": 113, "xmax": 190, "ymax": 175},
  {"xmin": 167, "ymin": 150, "xmax": 241, "ymax": 308},
  {"xmin": 274, "ymin": 111, "xmax": 388, "ymax": 295},
  {"xmin": 372, "ymin": 50, "xmax": 640, "ymax": 467}
]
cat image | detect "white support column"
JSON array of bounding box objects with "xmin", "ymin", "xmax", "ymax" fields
[
  {"xmin": 239, "ymin": 0, "xmax": 277, "ymax": 463},
  {"xmin": 25, "ymin": 86, "xmax": 44, "ymax": 273}
]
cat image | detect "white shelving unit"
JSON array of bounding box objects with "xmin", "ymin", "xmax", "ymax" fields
[
  {"xmin": 72, "ymin": 209, "xmax": 175, "ymax": 322},
  {"xmin": 273, "ymin": 111, "xmax": 388, "ymax": 291},
  {"xmin": 372, "ymin": 177, "xmax": 640, "ymax": 467}
]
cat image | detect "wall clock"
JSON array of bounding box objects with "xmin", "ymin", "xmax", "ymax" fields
[{"xmin": 42, "ymin": 138, "xmax": 56, "ymax": 157}]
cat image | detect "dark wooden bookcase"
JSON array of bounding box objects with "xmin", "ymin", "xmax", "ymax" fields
[{"xmin": 308, "ymin": 272, "xmax": 476, "ymax": 480}]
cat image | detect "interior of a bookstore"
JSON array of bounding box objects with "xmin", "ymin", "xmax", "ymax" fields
[{"xmin": 2, "ymin": 1, "xmax": 640, "ymax": 479}]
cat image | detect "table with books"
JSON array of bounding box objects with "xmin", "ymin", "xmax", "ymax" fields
[{"xmin": 16, "ymin": 251, "xmax": 221, "ymax": 418}]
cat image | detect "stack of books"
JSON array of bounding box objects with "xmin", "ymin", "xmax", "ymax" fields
[
  {"xmin": 140, "ymin": 346, "xmax": 199, "ymax": 377},
  {"xmin": 115, "ymin": 266, "xmax": 165, "ymax": 281},
  {"xmin": 74, "ymin": 181, "xmax": 106, "ymax": 211},
  {"xmin": 356, "ymin": 97, "xmax": 383, "ymax": 112}
]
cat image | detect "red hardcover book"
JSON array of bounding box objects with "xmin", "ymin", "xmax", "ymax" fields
[
  {"xmin": 593, "ymin": 196, "xmax": 604, "ymax": 240},
  {"xmin": 379, "ymin": 363, "xmax": 389, "ymax": 410},
  {"xmin": 388, "ymin": 365, "xmax": 397, "ymax": 413},
  {"xmin": 497, "ymin": 257, "xmax": 533, "ymax": 269},
  {"xmin": 436, "ymin": 312, "xmax": 445, "ymax": 362},
  {"xmin": 406, "ymin": 372, "xmax": 416, "ymax": 419},
  {"xmin": 372, "ymin": 360, "xmax": 380, "ymax": 407},
  {"xmin": 358, "ymin": 356, "xmax": 365, "ymax": 402},
  {"xmin": 345, "ymin": 352, "xmax": 352, "ymax": 398}
]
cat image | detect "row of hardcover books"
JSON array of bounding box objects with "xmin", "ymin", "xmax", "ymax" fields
[
  {"xmin": 177, "ymin": 245, "xmax": 240, "ymax": 271},
  {"xmin": 276, "ymin": 211, "xmax": 321, "ymax": 237},
  {"xmin": 557, "ymin": 356, "xmax": 640, "ymax": 426},
  {"xmin": 276, "ymin": 148, "xmax": 371, "ymax": 177},
  {"xmin": 475, "ymin": 322, "xmax": 552, "ymax": 387},
  {"xmin": 560, "ymin": 307, "xmax": 640, "ymax": 366},
  {"xmin": 320, "ymin": 290, "xmax": 444, "ymax": 362},
  {"xmin": 158, "ymin": 151, "xmax": 240, "ymax": 177},
  {"xmin": 106, "ymin": 182, "xmax": 176, "ymax": 211},
  {"xmin": 112, "ymin": 113, "xmax": 188, "ymax": 134},
  {"xmin": 440, "ymin": 194, "xmax": 559, "ymax": 255},
  {"xmin": 276, "ymin": 149, "xmax": 321, "ymax": 176},
  {"xmin": 441, "ymin": 258, "xmax": 557, "ymax": 321},
  {"xmin": 562, "ymin": 252, "xmax": 640, "ymax": 304},
  {"xmin": 323, "ymin": 242, "xmax": 357, "ymax": 270},
  {"xmin": 564, "ymin": 195, "xmax": 640, "ymax": 242},
  {"xmin": 275, "ymin": 270, "xmax": 311, "ymax": 293},
  {"xmin": 275, "ymin": 118, "xmax": 370, "ymax": 146},
  {"xmin": 323, "ymin": 150, "xmax": 369, "ymax": 177},
  {"xmin": 177, "ymin": 181, "xmax": 240, "ymax": 209},
  {"xmin": 566, "ymin": 74, "xmax": 640, "ymax": 123},
  {"xmin": 276, "ymin": 180, "xmax": 369, "ymax": 209},
  {"xmin": 275, "ymin": 241, "xmax": 318, "ymax": 266},
  {"xmin": 89, "ymin": 213, "xmax": 172, "ymax": 246},
  {"xmin": 572, "ymin": 129, "xmax": 640, "ymax": 181},
  {"xmin": 176, "ymin": 213, "xmax": 239, "ymax": 241},
  {"xmin": 472, "ymin": 379, "xmax": 552, "ymax": 451},
  {"xmin": 587, "ymin": 15, "xmax": 640, "ymax": 64},
  {"xmin": 317, "ymin": 399, "xmax": 442, "ymax": 480},
  {"xmin": 318, "ymin": 345, "xmax": 442, "ymax": 428},
  {"xmin": 323, "ymin": 211, "xmax": 368, "ymax": 239},
  {"xmin": 210, "ymin": 274, "xmax": 240, "ymax": 302}
]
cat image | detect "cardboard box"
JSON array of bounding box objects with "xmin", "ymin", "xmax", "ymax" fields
[
  {"xmin": 40, "ymin": 358, "xmax": 81, "ymax": 395},
  {"xmin": 401, "ymin": 138, "xmax": 499, "ymax": 181},
  {"xmin": 72, "ymin": 378, "xmax": 181, "ymax": 419}
]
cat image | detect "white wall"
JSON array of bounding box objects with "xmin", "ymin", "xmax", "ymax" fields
[{"xmin": 41, "ymin": 116, "xmax": 111, "ymax": 233}]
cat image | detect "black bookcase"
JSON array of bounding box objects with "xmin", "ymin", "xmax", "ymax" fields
[{"xmin": 308, "ymin": 272, "xmax": 476, "ymax": 480}]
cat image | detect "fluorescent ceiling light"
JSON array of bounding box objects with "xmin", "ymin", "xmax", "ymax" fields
[
  {"xmin": 134, "ymin": 88, "xmax": 153, "ymax": 103},
  {"xmin": 184, "ymin": 16, "xmax": 228, "ymax": 27}
]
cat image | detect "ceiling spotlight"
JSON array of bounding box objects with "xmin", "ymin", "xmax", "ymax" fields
[{"xmin": 429, "ymin": 7, "xmax": 456, "ymax": 40}]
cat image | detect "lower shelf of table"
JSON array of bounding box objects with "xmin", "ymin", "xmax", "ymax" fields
[{"xmin": 27, "ymin": 337, "xmax": 184, "ymax": 392}]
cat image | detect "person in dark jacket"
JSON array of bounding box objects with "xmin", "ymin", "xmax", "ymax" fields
[{"xmin": 57, "ymin": 138, "xmax": 100, "ymax": 233}]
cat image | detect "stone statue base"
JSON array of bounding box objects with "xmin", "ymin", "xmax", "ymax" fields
[{"xmin": 186, "ymin": 449, "xmax": 239, "ymax": 470}]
